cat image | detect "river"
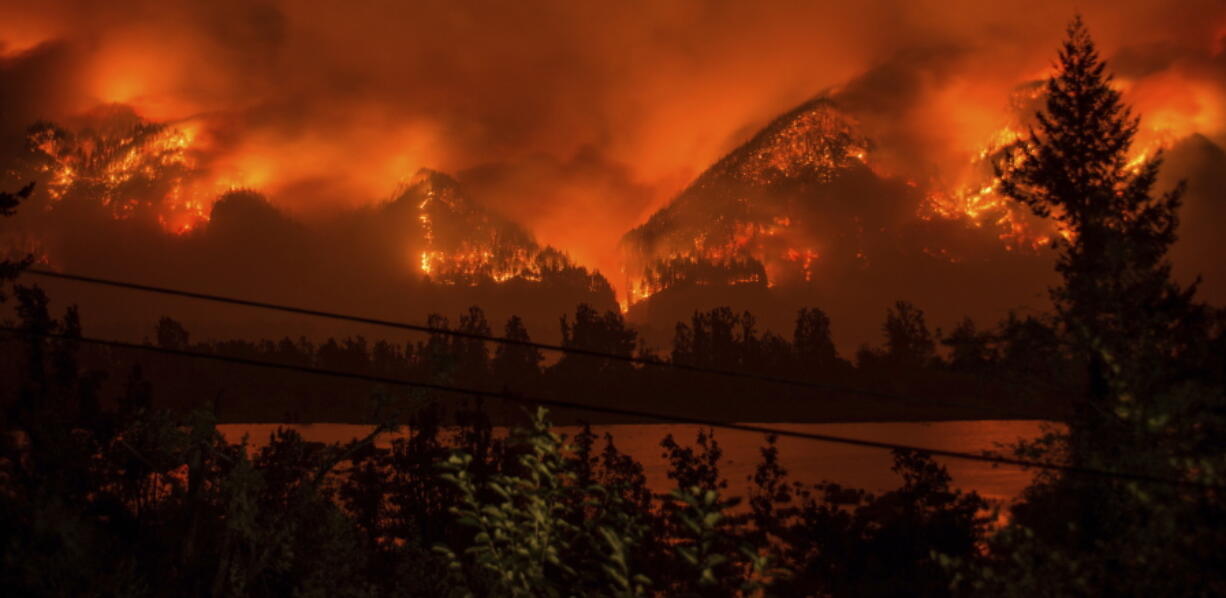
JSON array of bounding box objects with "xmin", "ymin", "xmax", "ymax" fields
[{"xmin": 218, "ymin": 420, "xmax": 1056, "ymax": 504}]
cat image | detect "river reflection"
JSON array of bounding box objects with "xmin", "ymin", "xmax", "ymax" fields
[{"xmin": 218, "ymin": 420, "xmax": 1056, "ymax": 504}]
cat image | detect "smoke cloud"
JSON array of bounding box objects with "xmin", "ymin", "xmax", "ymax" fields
[{"xmin": 1, "ymin": 0, "xmax": 1224, "ymax": 347}]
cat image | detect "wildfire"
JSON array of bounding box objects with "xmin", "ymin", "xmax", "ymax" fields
[
  {"xmin": 717, "ymin": 100, "xmax": 872, "ymax": 186},
  {"xmin": 784, "ymin": 247, "xmax": 820, "ymax": 282},
  {"xmin": 411, "ymin": 173, "xmax": 524, "ymax": 283},
  {"xmin": 417, "ymin": 191, "xmax": 438, "ymax": 275},
  {"xmin": 9, "ymin": 24, "xmax": 1219, "ymax": 310},
  {"xmin": 919, "ymin": 84, "xmax": 1190, "ymax": 255},
  {"xmin": 923, "ymin": 183, "xmax": 1007, "ymax": 224},
  {"xmin": 625, "ymin": 219, "xmax": 807, "ymax": 304},
  {"xmin": 405, "ymin": 170, "xmax": 581, "ymax": 287},
  {"xmin": 619, "ymin": 99, "xmax": 875, "ymax": 307},
  {"xmin": 624, "ymin": 72, "xmax": 1210, "ymax": 303},
  {"xmin": 27, "ymin": 109, "xmax": 211, "ymax": 235},
  {"xmin": 628, "ymin": 251, "xmax": 768, "ymax": 301},
  {"xmin": 916, "ymin": 110, "xmax": 1036, "ymax": 251}
]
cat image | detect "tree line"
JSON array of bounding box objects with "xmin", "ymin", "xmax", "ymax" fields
[{"xmin": 0, "ymin": 294, "xmax": 1083, "ymax": 425}]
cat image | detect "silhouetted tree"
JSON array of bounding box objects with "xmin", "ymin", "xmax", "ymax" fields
[
  {"xmin": 691, "ymin": 307, "xmax": 742, "ymax": 370},
  {"xmin": 993, "ymin": 312, "xmax": 1069, "ymax": 384},
  {"xmin": 794, "ymin": 307, "xmax": 838, "ymax": 373},
  {"xmin": 556, "ymin": 303, "xmax": 637, "ymax": 377},
  {"xmin": 318, "ymin": 336, "xmax": 370, "ymax": 374},
  {"xmin": 492, "ymin": 315, "xmax": 543, "ymax": 389},
  {"xmin": 755, "ymin": 331, "xmax": 794, "ymax": 377},
  {"xmin": 996, "ymin": 15, "xmax": 1197, "ymax": 431},
  {"xmin": 671, "ymin": 307, "xmax": 774, "ymax": 375},
  {"xmin": 155, "ymin": 316, "xmax": 191, "ymax": 350},
  {"xmin": 939, "ymin": 317, "xmax": 993, "ymax": 373},
  {"xmin": 417, "ymin": 314, "xmax": 456, "ymax": 382},
  {"xmin": 882, "ymin": 301, "xmax": 935, "ymax": 368},
  {"xmin": 452, "ymin": 306, "xmax": 492, "ymax": 384},
  {"xmin": 371, "ymin": 339, "xmax": 410, "ymax": 377},
  {"xmin": 784, "ymin": 450, "xmax": 988, "ymax": 597},
  {"xmin": 948, "ymin": 17, "xmax": 1226, "ymax": 596}
]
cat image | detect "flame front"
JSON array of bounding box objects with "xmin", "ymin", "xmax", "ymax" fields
[
  {"xmin": 27, "ymin": 109, "xmax": 211, "ymax": 235},
  {"xmin": 6, "ymin": 9, "xmax": 1221, "ymax": 307}
]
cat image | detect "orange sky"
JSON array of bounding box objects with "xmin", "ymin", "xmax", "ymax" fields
[{"xmin": 2, "ymin": 0, "xmax": 1224, "ymax": 295}]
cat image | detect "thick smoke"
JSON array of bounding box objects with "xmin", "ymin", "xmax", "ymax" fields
[{"xmin": 1, "ymin": 0, "xmax": 1224, "ymax": 347}]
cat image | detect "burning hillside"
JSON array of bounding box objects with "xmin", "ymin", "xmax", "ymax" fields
[
  {"xmin": 21, "ymin": 105, "xmax": 210, "ymax": 235},
  {"xmin": 619, "ymin": 96, "xmax": 1056, "ymax": 306},
  {"xmin": 622, "ymin": 100, "xmax": 862, "ymax": 302},
  {"xmin": 8, "ymin": 104, "xmax": 612, "ymax": 297},
  {"xmin": 397, "ymin": 169, "xmax": 614, "ymax": 295},
  {"xmin": 2, "ymin": 1, "xmax": 1224, "ymax": 345},
  {"xmin": 916, "ymin": 83, "xmax": 1062, "ymax": 251},
  {"xmin": 405, "ymin": 169, "xmax": 538, "ymax": 283},
  {"xmin": 0, "ymin": 106, "xmax": 620, "ymax": 343}
]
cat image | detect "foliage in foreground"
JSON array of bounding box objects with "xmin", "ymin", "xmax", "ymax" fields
[
  {"xmin": 942, "ymin": 15, "xmax": 1226, "ymax": 597},
  {"xmin": 0, "ymin": 289, "xmax": 989, "ymax": 597}
]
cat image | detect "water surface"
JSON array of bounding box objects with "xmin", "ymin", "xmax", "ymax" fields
[{"xmin": 219, "ymin": 420, "xmax": 1055, "ymax": 504}]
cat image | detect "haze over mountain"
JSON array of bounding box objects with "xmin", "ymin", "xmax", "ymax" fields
[
  {"xmin": 2, "ymin": 0, "xmax": 1225, "ymax": 351},
  {"xmin": 0, "ymin": 127, "xmax": 618, "ymax": 344}
]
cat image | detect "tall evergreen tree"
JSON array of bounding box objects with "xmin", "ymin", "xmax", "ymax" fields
[
  {"xmin": 996, "ymin": 15, "xmax": 1196, "ymax": 447},
  {"xmin": 951, "ymin": 18, "xmax": 1226, "ymax": 596}
]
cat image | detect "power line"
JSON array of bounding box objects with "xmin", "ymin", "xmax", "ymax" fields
[
  {"xmin": 1, "ymin": 325, "xmax": 1214, "ymax": 492},
  {"xmin": 24, "ymin": 268, "xmax": 1044, "ymax": 420}
]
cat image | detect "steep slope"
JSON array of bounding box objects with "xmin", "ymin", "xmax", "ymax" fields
[
  {"xmin": 620, "ymin": 96, "xmax": 1058, "ymax": 350},
  {"xmin": 398, "ymin": 168, "xmax": 538, "ymax": 284}
]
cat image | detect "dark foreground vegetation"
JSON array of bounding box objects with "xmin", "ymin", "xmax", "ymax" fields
[{"xmin": 2, "ymin": 17, "xmax": 1226, "ymax": 597}]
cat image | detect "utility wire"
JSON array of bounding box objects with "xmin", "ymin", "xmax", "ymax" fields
[
  {"xmin": 0, "ymin": 325, "xmax": 1214, "ymax": 492},
  {"xmin": 24, "ymin": 268, "xmax": 1046, "ymax": 420}
]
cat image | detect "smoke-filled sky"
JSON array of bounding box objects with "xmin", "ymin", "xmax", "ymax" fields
[
  {"xmin": 3, "ymin": 0, "xmax": 1224, "ymax": 279},
  {"xmin": 2, "ymin": 0, "xmax": 1226, "ymax": 354}
]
